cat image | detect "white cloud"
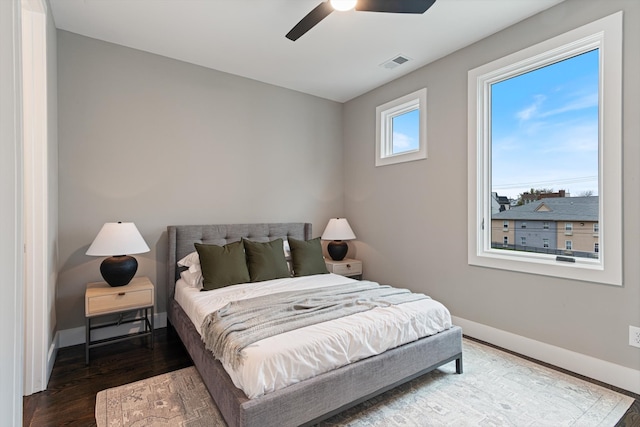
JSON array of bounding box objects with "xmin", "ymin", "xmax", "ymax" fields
[
  {"xmin": 538, "ymin": 92, "xmax": 598, "ymax": 118},
  {"xmin": 516, "ymin": 94, "xmax": 546, "ymax": 121},
  {"xmin": 392, "ymin": 132, "xmax": 417, "ymax": 151}
]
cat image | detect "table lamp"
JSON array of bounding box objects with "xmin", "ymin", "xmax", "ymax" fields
[
  {"xmin": 86, "ymin": 222, "xmax": 150, "ymax": 287},
  {"xmin": 321, "ymin": 218, "xmax": 356, "ymax": 261}
]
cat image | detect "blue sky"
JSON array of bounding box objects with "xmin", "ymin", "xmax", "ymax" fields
[
  {"xmin": 392, "ymin": 108, "xmax": 419, "ymax": 153},
  {"xmin": 491, "ymin": 49, "xmax": 599, "ymax": 200}
]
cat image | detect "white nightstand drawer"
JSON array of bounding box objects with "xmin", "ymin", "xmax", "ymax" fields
[
  {"xmin": 325, "ymin": 258, "xmax": 363, "ymax": 277},
  {"xmin": 332, "ymin": 262, "xmax": 362, "ymax": 276},
  {"xmin": 85, "ymin": 277, "xmax": 154, "ymax": 316}
]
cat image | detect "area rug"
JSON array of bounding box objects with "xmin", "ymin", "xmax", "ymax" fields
[{"xmin": 95, "ymin": 339, "xmax": 633, "ymax": 426}]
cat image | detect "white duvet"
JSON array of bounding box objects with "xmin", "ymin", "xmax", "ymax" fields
[{"xmin": 175, "ymin": 273, "xmax": 452, "ymax": 398}]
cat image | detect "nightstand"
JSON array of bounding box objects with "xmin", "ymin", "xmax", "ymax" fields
[
  {"xmin": 85, "ymin": 276, "xmax": 155, "ymax": 364},
  {"xmin": 325, "ymin": 258, "xmax": 363, "ymax": 280}
]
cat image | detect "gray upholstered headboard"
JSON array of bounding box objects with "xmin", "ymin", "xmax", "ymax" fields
[{"xmin": 167, "ymin": 223, "xmax": 312, "ymax": 300}]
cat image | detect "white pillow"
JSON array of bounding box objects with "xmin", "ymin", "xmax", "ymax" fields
[
  {"xmin": 180, "ymin": 269, "xmax": 203, "ymax": 289},
  {"xmin": 178, "ymin": 251, "xmax": 200, "ymax": 268},
  {"xmin": 178, "ymin": 251, "xmax": 203, "ymax": 287},
  {"xmin": 283, "ymin": 238, "xmax": 291, "ymax": 260}
]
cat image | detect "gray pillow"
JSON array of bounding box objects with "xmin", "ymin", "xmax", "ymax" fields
[
  {"xmin": 194, "ymin": 241, "xmax": 250, "ymax": 290},
  {"xmin": 242, "ymin": 238, "xmax": 290, "ymax": 282},
  {"xmin": 288, "ymin": 237, "xmax": 329, "ymax": 277}
]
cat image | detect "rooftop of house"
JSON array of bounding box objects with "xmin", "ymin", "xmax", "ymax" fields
[{"xmin": 492, "ymin": 196, "xmax": 599, "ymax": 222}]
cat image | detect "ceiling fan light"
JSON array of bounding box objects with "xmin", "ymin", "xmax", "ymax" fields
[{"xmin": 330, "ymin": 0, "xmax": 356, "ymax": 12}]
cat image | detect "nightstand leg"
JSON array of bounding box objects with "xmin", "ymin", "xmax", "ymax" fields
[
  {"xmin": 85, "ymin": 317, "xmax": 90, "ymax": 365},
  {"xmin": 150, "ymin": 307, "xmax": 154, "ymax": 349}
]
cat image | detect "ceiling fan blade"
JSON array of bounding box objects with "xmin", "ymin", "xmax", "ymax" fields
[
  {"xmin": 286, "ymin": 2, "xmax": 334, "ymax": 41},
  {"xmin": 356, "ymin": 0, "xmax": 436, "ymax": 14}
]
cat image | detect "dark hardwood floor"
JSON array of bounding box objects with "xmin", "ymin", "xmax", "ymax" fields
[
  {"xmin": 24, "ymin": 329, "xmax": 640, "ymax": 426},
  {"xmin": 23, "ymin": 326, "xmax": 193, "ymax": 426}
]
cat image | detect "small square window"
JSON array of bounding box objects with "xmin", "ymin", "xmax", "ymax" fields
[{"xmin": 376, "ymin": 88, "xmax": 427, "ymax": 167}]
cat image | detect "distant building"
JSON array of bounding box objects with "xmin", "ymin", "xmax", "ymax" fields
[
  {"xmin": 491, "ymin": 192, "xmax": 511, "ymax": 215},
  {"xmin": 491, "ymin": 196, "xmax": 598, "ymax": 258},
  {"xmin": 521, "ymin": 189, "xmax": 568, "ymax": 204}
]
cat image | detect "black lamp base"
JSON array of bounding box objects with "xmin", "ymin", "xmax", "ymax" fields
[
  {"xmin": 327, "ymin": 240, "xmax": 348, "ymax": 261},
  {"xmin": 100, "ymin": 255, "xmax": 137, "ymax": 287}
]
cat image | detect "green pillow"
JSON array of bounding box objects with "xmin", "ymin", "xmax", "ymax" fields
[
  {"xmin": 288, "ymin": 237, "xmax": 329, "ymax": 277},
  {"xmin": 194, "ymin": 241, "xmax": 250, "ymax": 290},
  {"xmin": 242, "ymin": 238, "xmax": 290, "ymax": 282}
]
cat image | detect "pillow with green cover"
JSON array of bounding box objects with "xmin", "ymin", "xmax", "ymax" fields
[
  {"xmin": 194, "ymin": 241, "xmax": 250, "ymax": 290},
  {"xmin": 288, "ymin": 236, "xmax": 329, "ymax": 277},
  {"xmin": 242, "ymin": 238, "xmax": 291, "ymax": 282}
]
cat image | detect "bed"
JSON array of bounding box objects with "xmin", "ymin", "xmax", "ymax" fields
[{"xmin": 167, "ymin": 222, "xmax": 462, "ymax": 427}]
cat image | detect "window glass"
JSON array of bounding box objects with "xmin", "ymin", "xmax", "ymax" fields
[
  {"xmin": 491, "ymin": 51, "xmax": 597, "ymax": 259},
  {"xmin": 391, "ymin": 109, "xmax": 419, "ymax": 155}
]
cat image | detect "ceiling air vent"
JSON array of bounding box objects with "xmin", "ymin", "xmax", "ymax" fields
[{"xmin": 380, "ymin": 55, "xmax": 411, "ymax": 70}]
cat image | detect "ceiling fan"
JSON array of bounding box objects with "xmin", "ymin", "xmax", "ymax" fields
[{"xmin": 286, "ymin": 0, "xmax": 437, "ymax": 41}]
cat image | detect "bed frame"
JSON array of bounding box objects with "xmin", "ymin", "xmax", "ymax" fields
[{"xmin": 167, "ymin": 223, "xmax": 463, "ymax": 427}]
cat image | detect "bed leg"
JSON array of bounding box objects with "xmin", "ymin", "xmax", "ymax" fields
[{"xmin": 456, "ymin": 355, "xmax": 463, "ymax": 374}]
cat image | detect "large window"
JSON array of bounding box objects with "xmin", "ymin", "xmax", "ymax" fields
[
  {"xmin": 376, "ymin": 88, "xmax": 427, "ymax": 166},
  {"xmin": 467, "ymin": 12, "xmax": 622, "ymax": 286}
]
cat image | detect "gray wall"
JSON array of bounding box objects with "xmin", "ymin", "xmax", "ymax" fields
[
  {"xmin": 57, "ymin": 31, "xmax": 344, "ymax": 331},
  {"xmin": 343, "ymin": 0, "xmax": 639, "ymax": 370}
]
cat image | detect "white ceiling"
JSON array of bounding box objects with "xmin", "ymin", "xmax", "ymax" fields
[{"xmin": 49, "ymin": 0, "xmax": 564, "ymax": 103}]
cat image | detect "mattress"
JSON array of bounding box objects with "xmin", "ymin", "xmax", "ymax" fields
[{"xmin": 175, "ymin": 273, "xmax": 452, "ymax": 398}]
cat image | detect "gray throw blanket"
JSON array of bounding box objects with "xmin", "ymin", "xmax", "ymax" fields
[{"xmin": 201, "ymin": 281, "xmax": 429, "ymax": 369}]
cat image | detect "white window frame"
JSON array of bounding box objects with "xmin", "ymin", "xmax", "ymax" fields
[
  {"xmin": 375, "ymin": 88, "xmax": 427, "ymax": 167},
  {"xmin": 503, "ymin": 220, "xmax": 508, "ymax": 231},
  {"xmin": 565, "ymin": 240, "xmax": 573, "ymax": 251},
  {"xmin": 467, "ymin": 12, "xmax": 623, "ymax": 286},
  {"xmin": 565, "ymin": 223, "xmax": 573, "ymax": 236},
  {"xmin": 543, "ymin": 239, "xmax": 549, "ymax": 248}
]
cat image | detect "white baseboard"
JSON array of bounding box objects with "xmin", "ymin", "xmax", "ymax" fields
[
  {"xmin": 58, "ymin": 311, "xmax": 167, "ymax": 348},
  {"xmin": 452, "ymin": 316, "xmax": 640, "ymax": 395},
  {"xmin": 46, "ymin": 332, "xmax": 58, "ymax": 386}
]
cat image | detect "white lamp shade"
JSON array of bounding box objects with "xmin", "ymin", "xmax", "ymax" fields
[
  {"xmin": 86, "ymin": 222, "xmax": 150, "ymax": 256},
  {"xmin": 321, "ymin": 218, "xmax": 356, "ymax": 241}
]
